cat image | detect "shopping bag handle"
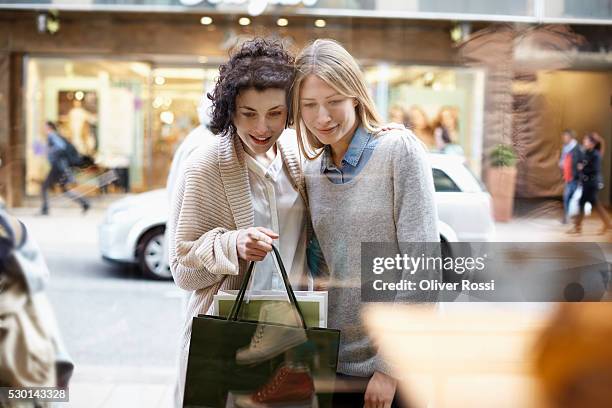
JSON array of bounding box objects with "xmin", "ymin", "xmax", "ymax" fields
[{"xmin": 228, "ymin": 244, "xmax": 308, "ymax": 329}]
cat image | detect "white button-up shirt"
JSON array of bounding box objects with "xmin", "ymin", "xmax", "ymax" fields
[{"xmin": 244, "ymin": 148, "xmax": 308, "ymax": 290}]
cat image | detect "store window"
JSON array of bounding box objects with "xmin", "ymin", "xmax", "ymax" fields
[
  {"xmin": 149, "ymin": 67, "xmax": 217, "ymax": 189},
  {"xmin": 365, "ymin": 64, "xmax": 485, "ymax": 176},
  {"xmin": 24, "ymin": 57, "xmax": 218, "ymax": 196},
  {"xmin": 24, "ymin": 57, "xmax": 149, "ymax": 196}
]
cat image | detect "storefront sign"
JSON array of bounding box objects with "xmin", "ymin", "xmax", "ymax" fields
[{"xmin": 179, "ymin": 0, "xmax": 318, "ymax": 16}]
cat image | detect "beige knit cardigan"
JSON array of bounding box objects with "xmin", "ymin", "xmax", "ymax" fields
[{"xmin": 167, "ymin": 130, "xmax": 307, "ymax": 353}]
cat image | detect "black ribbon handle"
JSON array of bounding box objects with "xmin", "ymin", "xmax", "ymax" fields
[{"xmin": 227, "ymin": 245, "xmax": 308, "ymax": 329}]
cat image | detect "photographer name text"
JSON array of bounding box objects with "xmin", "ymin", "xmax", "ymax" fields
[{"xmin": 372, "ymin": 279, "xmax": 495, "ymax": 291}]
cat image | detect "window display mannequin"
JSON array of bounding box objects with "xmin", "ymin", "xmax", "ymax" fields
[
  {"xmin": 65, "ymin": 100, "xmax": 97, "ymax": 156},
  {"xmin": 406, "ymin": 105, "xmax": 434, "ymax": 149}
]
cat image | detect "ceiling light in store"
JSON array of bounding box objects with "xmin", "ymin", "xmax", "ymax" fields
[
  {"xmin": 129, "ymin": 62, "xmax": 150, "ymax": 78},
  {"xmin": 160, "ymin": 111, "xmax": 175, "ymax": 125},
  {"xmin": 198, "ymin": 56, "xmax": 209, "ymax": 64},
  {"xmin": 164, "ymin": 97, "xmax": 173, "ymax": 108},
  {"xmin": 154, "ymin": 68, "xmax": 206, "ymax": 80},
  {"xmin": 450, "ymin": 25, "xmax": 462, "ymax": 43},
  {"xmin": 314, "ymin": 19, "xmax": 326, "ymax": 28},
  {"xmin": 239, "ymin": 17, "xmax": 251, "ymax": 26},
  {"xmin": 152, "ymin": 96, "xmax": 164, "ymax": 109},
  {"xmin": 64, "ymin": 62, "xmax": 74, "ymax": 77},
  {"xmin": 424, "ymin": 72, "xmax": 434, "ymax": 82},
  {"xmin": 75, "ymin": 91, "xmax": 84, "ymax": 101},
  {"xmin": 37, "ymin": 11, "xmax": 60, "ymax": 35},
  {"xmin": 154, "ymin": 76, "xmax": 166, "ymax": 85},
  {"xmin": 200, "ymin": 16, "xmax": 213, "ymax": 25},
  {"xmin": 277, "ymin": 18, "xmax": 288, "ymax": 27},
  {"xmin": 450, "ymin": 22, "xmax": 471, "ymax": 44}
]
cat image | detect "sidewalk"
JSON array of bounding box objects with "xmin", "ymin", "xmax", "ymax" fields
[
  {"xmin": 495, "ymin": 215, "xmax": 612, "ymax": 243},
  {"xmin": 67, "ymin": 366, "xmax": 175, "ymax": 408},
  {"xmin": 501, "ymin": 198, "xmax": 612, "ymax": 243},
  {"xmin": 15, "ymin": 192, "xmax": 129, "ymax": 216}
]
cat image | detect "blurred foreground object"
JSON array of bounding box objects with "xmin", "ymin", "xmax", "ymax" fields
[
  {"xmin": 534, "ymin": 303, "xmax": 612, "ymax": 408},
  {"xmin": 364, "ymin": 304, "xmax": 551, "ymax": 407},
  {"xmin": 0, "ymin": 208, "xmax": 73, "ymax": 394}
]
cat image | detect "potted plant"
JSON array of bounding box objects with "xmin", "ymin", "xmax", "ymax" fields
[{"xmin": 486, "ymin": 144, "xmax": 517, "ymax": 222}]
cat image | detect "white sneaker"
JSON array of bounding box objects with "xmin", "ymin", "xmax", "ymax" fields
[{"xmin": 236, "ymin": 302, "xmax": 307, "ymax": 365}]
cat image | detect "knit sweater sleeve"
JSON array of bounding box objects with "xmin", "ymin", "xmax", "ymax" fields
[{"xmin": 168, "ymin": 149, "xmax": 241, "ymax": 291}]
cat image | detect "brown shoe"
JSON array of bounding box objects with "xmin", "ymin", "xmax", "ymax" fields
[{"xmin": 597, "ymin": 225, "xmax": 611, "ymax": 235}]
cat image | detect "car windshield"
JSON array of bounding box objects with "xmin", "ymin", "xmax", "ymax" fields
[
  {"xmin": 433, "ymin": 168, "xmax": 461, "ymax": 192},
  {"xmin": 463, "ymin": 164, "xmax": 488, "ymax": 192}
]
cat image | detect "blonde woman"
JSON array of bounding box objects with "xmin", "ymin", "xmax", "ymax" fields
[{"xmin": 292, "ymin": 39, "xmax": 439, "ymax": 407}]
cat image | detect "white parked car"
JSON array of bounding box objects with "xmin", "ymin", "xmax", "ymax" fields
[{"xmin": 98, "ymin": 154, "xmax": 495, "ymax": 279}]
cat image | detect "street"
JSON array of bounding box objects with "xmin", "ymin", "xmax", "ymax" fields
[{"xmin": 14, "ymin": 204, "xmax": 184, "ymax": 407}]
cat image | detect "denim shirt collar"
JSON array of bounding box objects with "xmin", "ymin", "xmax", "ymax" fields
[{"xmin": 321, "ymin": 126, "xmax": 370, "ymax": 171}]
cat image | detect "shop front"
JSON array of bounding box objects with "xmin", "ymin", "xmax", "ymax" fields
[
  {"xmin": 23, "ymin": 56, "xmax": 219, "ymax": 196},
  {"xmin": 366, "ymin": 64, "xmax": 485, "ymax": 175},
  {"xmin": 22, "ymin": 57, "xmax": 485, "ymax": 197},
  {"xmin": 1, "ymin": 1, "xmax": 611, "ymax": 206}
]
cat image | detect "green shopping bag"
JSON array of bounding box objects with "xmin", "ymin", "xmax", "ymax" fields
[{"xmin": 183, "ymin": 245, "xmax": 340, "ymax": 407}]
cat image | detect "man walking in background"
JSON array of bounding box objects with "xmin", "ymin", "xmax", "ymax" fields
[
  {"xmin": 559, "ymin": 129, "xmax": 581, "ymax": 224},
  {"xmin": 40, "ymin": 121, "xmax": 90, "ymax": 215}
]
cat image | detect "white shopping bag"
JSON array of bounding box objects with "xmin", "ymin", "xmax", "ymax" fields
[
  {"xmin": 211, "ymin": 290, "xmax": 328, "ymax": 328},
  {"xmin": 568, "ymin": 186, "xmax": 591, "ymax": 217}
]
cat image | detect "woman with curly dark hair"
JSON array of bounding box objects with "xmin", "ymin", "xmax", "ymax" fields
[{"xmin": 167, "ymin": 38, "xmax": 322, "ymax": 406}]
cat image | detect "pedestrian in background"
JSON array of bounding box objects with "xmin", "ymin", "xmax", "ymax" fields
[
  {"xmin": 568, "ymin": 132, "xmax": 611, "ymax": 234},
  {"xmin": 162, "ymin": 94, "xmax": 214, "ymax": 280},
  {"xmin": 40, "ymin": 121, "xmax": 90, "ymax": 215},
  {"xmin": 559, "ymin": 129, "xmax": 581, "ymax": 224}
]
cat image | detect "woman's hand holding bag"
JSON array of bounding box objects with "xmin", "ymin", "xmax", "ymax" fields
[{"xmin": 236, "ymin": 227, "xmax": 278, "ymax": 261}]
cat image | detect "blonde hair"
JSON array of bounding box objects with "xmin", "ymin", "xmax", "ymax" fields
[{"xmin": 291, "ymin": 39, "xmax": 383, "ymax": 160}]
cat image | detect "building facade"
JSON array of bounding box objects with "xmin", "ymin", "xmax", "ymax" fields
[{"xmin": 0, "ymin": 0, "xmax": 610, "ymax": 207}]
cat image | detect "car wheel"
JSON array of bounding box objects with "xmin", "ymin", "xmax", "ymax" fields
[{"xmin": 137, "ymin": 226, "xmax": 172, "ymax": 280}]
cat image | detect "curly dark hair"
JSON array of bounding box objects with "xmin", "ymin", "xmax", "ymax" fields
[{"xmin": 207, "ymin": 38, "xmax": 295, "ymax": 136}]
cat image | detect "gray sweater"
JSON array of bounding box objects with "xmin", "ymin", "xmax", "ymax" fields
[{"xmin": 304, "ymin": 129, "xmax": 439, "ymax": 377}]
